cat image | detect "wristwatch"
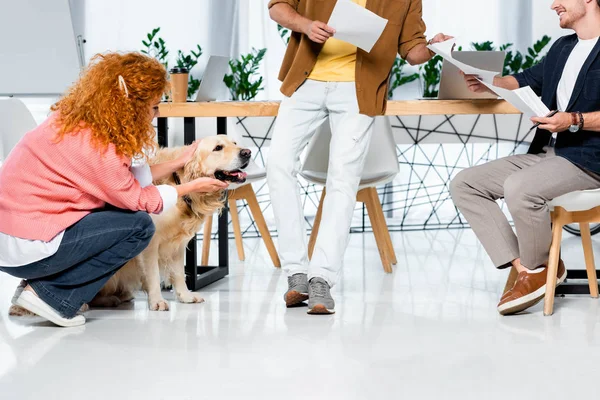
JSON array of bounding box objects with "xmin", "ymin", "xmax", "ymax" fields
[{"xmin": 569, "ymin": 112, "xmax": 583, "ymax": 132}]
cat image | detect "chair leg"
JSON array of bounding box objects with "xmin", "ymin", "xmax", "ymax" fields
[
  {"xmin": 308, "ymin": 188, "xmax": 326, "ymax": 260},
  {"xmin": 503, "ymin": 266, "xmax": 519, "ymax": 297},
  {"xmin": 242, "ymin": 185, "xmax": 281, "ymax": 268},
  {"xmin": 366, "ymin": 187, "xmax": 397, "ymax": 265},
  {"xmin": 229, "ymin": 198, "xmax": 245, "ymax": 261},
  {"xmin": 580, "ymin": 222, "xmax": 599, "ymax": 298},
  {"xmin": 544, "ymin": 218, "xmax": 564, "ymax": 316},
  {"xmin": 360, "ymin": 188, "xmax": 392, "ymax": 273},
  {"xmin": 201, "ymin": 214, "xmax": 213, "ymax": 266}
]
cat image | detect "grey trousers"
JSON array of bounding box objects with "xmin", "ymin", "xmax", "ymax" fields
[{"xmin": 450, "ymin": 148, "xmax": 600, "ymax": 269}]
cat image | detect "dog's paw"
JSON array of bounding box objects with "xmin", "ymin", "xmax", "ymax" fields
[
  {"xmin": 79, "ymin": 303, "xmax": 90, "ymax": 313},
  {"xmin": 149, "ymin": 298, "xmax": 170, "ymax": 311},
  {"xmin": 176, "ymin": 291, "xmax": 205, "ymax": 304},
  {"xmin": 9, "ymin": 304, "xmax": 36, "ymax": 317}
]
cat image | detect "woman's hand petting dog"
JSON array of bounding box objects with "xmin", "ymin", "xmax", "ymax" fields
[
  {"xmin": 175, "ymin": 141, "xmax": 200, "ymax": 169},
  {"xmin": 176, "ymin": 177, "xmax": 229, "ymax": 197}
]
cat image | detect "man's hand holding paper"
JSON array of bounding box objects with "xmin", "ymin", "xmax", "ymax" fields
[{"xmin": 428, "ymin": 39, "xmax": 501, "ymax": 83}]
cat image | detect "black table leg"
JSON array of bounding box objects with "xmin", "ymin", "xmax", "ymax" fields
[
  {"xmin": 157, "ymin": 117, "xmax": 168, "ymax": 147},
  {"xmin": 217, "ymin": 117, "xmax": 230, "ymax": 270}
]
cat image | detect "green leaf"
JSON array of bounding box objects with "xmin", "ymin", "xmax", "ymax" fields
[{"xmin": 224, "ymin": 48, "xmax": 267, "ymax": 100}]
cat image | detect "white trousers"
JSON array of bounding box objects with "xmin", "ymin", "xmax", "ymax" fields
[{"xmin": 267, "ymin": 80, "xmax": 375, "ymax": 287}]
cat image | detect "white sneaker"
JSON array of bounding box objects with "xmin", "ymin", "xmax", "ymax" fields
[{"xmin": 16, "ymin": 291, "xmax": 86, "ymax": 327}]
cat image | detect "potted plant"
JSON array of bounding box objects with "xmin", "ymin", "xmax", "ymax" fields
[
  {"xmin": 223, "ymin": 48, "xmax": 267, "ymax": 101},
  {"xmin": 223, "ymin": 48, "xmax": 273, "ymax": 168},
  {"xmin": 141, "ymin": 27, "xmax": 203, "ymax": 100}
]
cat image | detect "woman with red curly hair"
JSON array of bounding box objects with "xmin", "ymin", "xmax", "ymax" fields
[{"xmin": 0, "ymin": 52, "xmax": 226, "ymax": 327}]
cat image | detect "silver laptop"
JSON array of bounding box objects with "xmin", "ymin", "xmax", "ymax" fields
[
  {"xmin": 194, "ymin": 55, "xmax": 231, "ymax": 102},
  {"xmin": 438, "ymin": 51, "xmax": 506, "ymax": 100}
]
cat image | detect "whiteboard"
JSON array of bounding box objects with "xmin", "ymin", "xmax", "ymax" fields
[{"xmin": 0, "ymin": 0, "xmax": 82, "ymax": 95}]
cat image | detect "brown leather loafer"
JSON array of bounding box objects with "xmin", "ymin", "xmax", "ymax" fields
[{"xmin": 498, "ymin": 260, "xmax": 566, "ymax": 315}]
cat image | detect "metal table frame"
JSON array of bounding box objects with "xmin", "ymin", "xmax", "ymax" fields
[{"xmin": 157, "ymin": 116, "xmax": 229, "ymax": 291}]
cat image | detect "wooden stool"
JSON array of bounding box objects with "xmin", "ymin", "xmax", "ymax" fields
[
  {"xmin": 308, "ymin": 187, "xmax": 397, "ymax": 273},
  {"xmin": 502, "ymin": 191, "xmax": 600, "ymax": 316},
  {"xmin": 202, "ymin": 184, "xmax": 280, "ymax": 268}
]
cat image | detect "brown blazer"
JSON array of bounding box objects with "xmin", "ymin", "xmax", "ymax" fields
[{"xmin": 268, "ymin": 0, "xmax": 427, "ymax": 116}]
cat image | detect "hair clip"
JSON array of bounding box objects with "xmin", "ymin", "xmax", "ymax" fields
[{"xmin": 118, "ymin": 75, "xmax": 129, "ymax": 98}]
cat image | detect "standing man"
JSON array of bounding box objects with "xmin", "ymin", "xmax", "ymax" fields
[
  {"xmin": 451, "ymin": 0, "xmax": 600, "ymax": 315},
  {"xmin": 267, "ymin": 0, "xmax": 451, "ymax": 314}
]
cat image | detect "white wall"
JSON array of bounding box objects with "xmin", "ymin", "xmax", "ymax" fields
[{"xmin": 6, "ymin": 0, "xmax": 574, "ymax": 124}]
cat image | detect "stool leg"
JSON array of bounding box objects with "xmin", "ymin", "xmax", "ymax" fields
[
  {"xmin": 360, "ymin": 189, "xmax": 392, "ymax": 273},
  {"xmin": 580, "ymin": 222, "xmax": 599, "ymax": 298},
  {"xmin": 229, "ymin": 198, "xmax": 245, "ymax": 261},
  {"xmin": 544, "ymin": 219, "xmax": 563, "ymax": 316},
  {"xmin": 201, "ymin": 214, "xmax": 213, "ymax": 266},
  {"xmin": 308, "ymin": 189, "xmax": 326, "ymax": 260},
  {"xmin": 243, "ymin": 185, "xmax": 281, "ymax": 268},
  {"xmin": 373, "ymin": 190, "xmax": 397, "ymax": 265}
]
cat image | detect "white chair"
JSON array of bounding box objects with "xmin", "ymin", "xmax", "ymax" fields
[
  {"xmin": 201, "ymin": 126, "xmax": 281, "ymax": 268},
  {"xmin": 0, "ymin": 98, "xmax": 37, "ymax": 164},
  {"xmin": 300, "ymin": 116, "xmax": 399, "ymax": 272},
  {"xmin": 503, "ymin": 189, "xmax": 600, "ymax": 316}
]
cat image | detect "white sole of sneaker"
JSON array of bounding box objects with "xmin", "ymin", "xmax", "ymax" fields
[
  {"xmin": 497, "ymin": 269, "xmax": 568, "ymax": 315},
  {"xmin": 16, "ymin": 291, "xmax": 86, "ymax": 327},
  {"xmin": 285, "ymin": 290, "xmax": 309, "ymax": 307}
]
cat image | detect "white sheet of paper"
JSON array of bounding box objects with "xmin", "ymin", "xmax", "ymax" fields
[
  {"xmin": 427, "ymin": 39, "xmax": 500, "ymax": 83},
  {"xmin": 327, "ymin": 0, "xmax": 388, "ymax": 53},
  {"xmin": 480, "ymin": 80, "xmax": 550, "ymax": 117}
]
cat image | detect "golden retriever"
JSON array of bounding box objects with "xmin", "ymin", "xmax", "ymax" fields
[
  {"xmin": 92, "ymin": 135, "xmax": 250, "ymax": 311},
  {"xmin": 9, "ymin": 136, "xmax": 249, "ymax": 315}
]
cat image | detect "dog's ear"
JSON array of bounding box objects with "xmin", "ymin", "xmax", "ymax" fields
[{"xmin": 183, "ymin": 146, "xmax": 211, "ymax": 181}]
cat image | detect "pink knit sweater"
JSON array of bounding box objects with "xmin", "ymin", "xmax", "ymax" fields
[{"xmin": 0, "ymin": 114, "xmax": 163, "ymax": 241}]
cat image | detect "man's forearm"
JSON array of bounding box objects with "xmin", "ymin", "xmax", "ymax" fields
[
  {"xmin": 405, "ymin": 43, "xmax": 433, "ymax": 66},
  {"xmin": 583, "ymin": 111, "xmax": 600, "ymax": 132},
  {"xmin": 493, "ymin": 75, "xmax": 519, "ymax": 90},
  {"xmin": 269, "ymin": 3, "xmax": 310, "ymax": 34}
]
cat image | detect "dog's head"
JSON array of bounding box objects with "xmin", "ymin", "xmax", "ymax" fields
[{"xmin": 184, "ymin": 136, "xmax": 250, "ymax": 184}]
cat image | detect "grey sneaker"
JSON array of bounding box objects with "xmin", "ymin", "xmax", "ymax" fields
[
  {"xmin": 307, "ymin": 277, "xmax": 335, "ymax": 315},
  {"xmin": 284, "ymin": 273, "xmax": 309, "ymax": 307}
]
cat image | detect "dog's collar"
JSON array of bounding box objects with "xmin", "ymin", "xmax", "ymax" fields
[{"xmin": 172, "ymin": 172, "xmax": 195, "ymax": 214}]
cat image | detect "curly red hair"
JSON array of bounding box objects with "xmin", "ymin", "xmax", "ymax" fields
[{"xmin": 51, "ymin": 52, "xmax": 168, "ymax": 158}]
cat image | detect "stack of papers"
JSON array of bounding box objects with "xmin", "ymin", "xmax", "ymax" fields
[
  {"xmin": 428, "ymin": 39, "xmax": 549, "ymax": 118},
  {"xmin": 327, "ymin": 0, "xmax": 388, "ymax": 53},
  {"xmin": 480, "ymin": 81, "xmax": 550, "ymax": 117}
]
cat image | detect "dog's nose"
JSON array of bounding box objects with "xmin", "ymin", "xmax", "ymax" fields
[{"xmin": 240, "ymin": 149, "xmax": 251, "ymax": 159}]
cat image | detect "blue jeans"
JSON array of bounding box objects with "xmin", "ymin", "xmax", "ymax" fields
[{"xmin": 0, "ymin": 210, "xmax": 155, "ymax": 318}]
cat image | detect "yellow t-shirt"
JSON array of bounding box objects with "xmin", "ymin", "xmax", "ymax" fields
[{"xmin": 308, "ymin": 0, "xmax": 367, "ymax": 82}]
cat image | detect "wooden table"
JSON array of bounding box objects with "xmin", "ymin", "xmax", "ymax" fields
[
  {"xmin": 157, "ymin": 99, "xmax": 592, "ymax": 295},
  {"xmin": 158, "ymin": 99, "xmax": 520, "ymax": 118}
]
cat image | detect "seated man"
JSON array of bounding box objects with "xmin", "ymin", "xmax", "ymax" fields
[{"xmin": 450, "ymin": 0, "xmax": 600, "ymax": 315}]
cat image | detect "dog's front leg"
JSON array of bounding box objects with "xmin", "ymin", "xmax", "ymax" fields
[
  {"xmin": 141, "ymin": 243, "xmax": 170, "ymax": 311},
  {"xmin": 172, "ymin": 244, "xmax": 204, "ymax": 304}
]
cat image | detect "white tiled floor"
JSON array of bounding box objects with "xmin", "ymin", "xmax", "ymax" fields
[{"xmin": 2, "ymin": 229, "xmax": 600, "ymax": 399}]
